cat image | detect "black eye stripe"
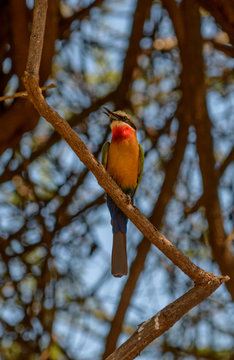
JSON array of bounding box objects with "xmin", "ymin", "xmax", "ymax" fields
[
  {"xmin": 109, "ymin": 111, "xmax": 137, "ymax": 130},
  {"xmin": 123, "ymin": 118, "xmax": 136, "ymax": 130}
]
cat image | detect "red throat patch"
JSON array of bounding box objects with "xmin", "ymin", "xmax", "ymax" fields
[{"xmin": 112, "ymin": 125, "xmax": 135, "ymax": 141}]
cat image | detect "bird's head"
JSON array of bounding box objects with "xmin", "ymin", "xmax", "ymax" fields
[{"xmin": 103, "ymin": 107, "xmax": 136, "ymax": 131}]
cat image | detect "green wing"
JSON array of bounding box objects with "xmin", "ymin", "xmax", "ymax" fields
[
  {"xmin": 137, "ymin": 144, "xmax": 144, "ymax": 187},
  {"xmin": 133, "ymin": 144, "xmax": 144, "ymax": 196},
  {"xmin": 101, "ymin": 141, "xmax": 110, "ymax": 169}
]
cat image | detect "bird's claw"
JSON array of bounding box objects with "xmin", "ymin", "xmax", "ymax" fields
[{"xmin": 126, "ymin": 194, "xmax": 132, "ymax": 204}]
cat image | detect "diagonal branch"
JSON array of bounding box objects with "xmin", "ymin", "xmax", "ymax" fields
[
  {"xmin": 24, "ymin": 73, "xmax": 229, "ymax": 360},
  {"xmin": 24, "ymin": 71, "xmax": 213, "ymax": 284},
  {"xmin": 59, "ymin": 0, "xmax": 105, "ymax": 39},
  {"xmin": 23, "ymin": 0, "xmax": 224, "ymax": 284},
  {"xmin": 210, "ymin": 40, "xmax": 234, "ymax": 58},
  {"xmin": 164, "ymin": 0, "xmax": 234, "ymax": 300},
  {"xmin": 185, "ymin": 147, "xmax": 234, "ymax": 216},
  {"xmin": 219, "ymin": 147, "xmax": 234, "ymax": 177},
  {"xmin": 195, "ymin": 0, "xmax": 234, "ymax": 46},
  {"xmin": 181, "ymin": 0, "xmax": 234, "ymax": 299},
  {"xmin": 22, "ymin": 0, "xmax": 229, "ymax": 358},
  {"xmin": 105, "ymin": 275, "xmax": 228, "ymax": 360}
]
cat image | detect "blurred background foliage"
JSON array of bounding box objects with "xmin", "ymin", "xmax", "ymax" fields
[{"xmin": 0, "ymin": 0, "xmax": 233, "ymax": 359}]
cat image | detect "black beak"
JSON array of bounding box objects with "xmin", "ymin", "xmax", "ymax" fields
[
  {"xmin": 103, "ymin": 107, "xmax": 115, "ymax": 117},
  {"xmin": 103, "ymin": 107, "xmax": 136, "ymax": 130},
  {"xmin": 103, "ymin": 107, "xmax": 122, "ymax": 122}
]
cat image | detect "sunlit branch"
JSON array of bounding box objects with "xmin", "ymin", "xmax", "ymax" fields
[
  {"xmin": 0, "ymin": 84, "xmax": 55, "ymax": 102},
  {"xmin": 25, "ymin": 0, "xmax": 228, "ymax": 301},
  {"xmin": 25, "ymin": 69, "xmax": 216, "ymax": 283},
  {"xmin": 22, "ymin": 0, "xmax": 230, "ymax": 358},
  {"xmin": 105, "ymin": 278, "xmax": 227, "ymax": 360}
]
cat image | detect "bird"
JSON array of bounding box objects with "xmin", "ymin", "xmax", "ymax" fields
[{"xmin": 102, "ymin": 107, "xmax": 144, "ymax": 277}]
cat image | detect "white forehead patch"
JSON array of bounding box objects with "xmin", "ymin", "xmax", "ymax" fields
[{"xmin": 114, "ymin": 111, "xmax": 128, "ymax": 117}]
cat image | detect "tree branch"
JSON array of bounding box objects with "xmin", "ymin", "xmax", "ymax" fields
[
  {"xmin": 105, "ymin": 276, "xmax": 228, "ymax": 360},
  {"xmin": 219, "ymin": 147, "xmax": 234, "ymax": 177},
  {"xmin": 185, "ymin": 147, "xmax": 234, "ymax": 216},
  {"xmin": 23, "ymin": 0, "xmax": 222, "ymax": 283},
  {"xmin": 210, "ymin": 39, "xmax": 234, "ymax": 58},
  {"xmin": 26, "ymin": 0, "xmax": 48, "ymax": 79},
  {"xmin": 9, "ymin": 0, "xmax": 29, "ymax": 89},
  {"xmin": 195, "ymin": 0, "xmax": 234, "ymax": 46},
  {"xmin": 172, "ymin": 0, "xmax": 234, "ymax": 298},
  {"xmin": 22, "ymin": 0, "xmax": 230, "ymax": 358},
  {"xmin": 24, "ymin": 71, "xmax": 215, "ymax": 284},
  {"xmin": 59, "ymin": 0, "xmax": 105, "ymax": 39},
  {"xmin": 0, "ymin": 84, "xmax": 55, "ymax": 101},
  {"xmin": 163, "ymin": 0, "xmax": 184, "ymax": 48}
]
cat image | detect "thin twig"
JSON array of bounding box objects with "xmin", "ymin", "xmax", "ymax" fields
[
  {"xmin": 210, "ymin": 39, "xmax": 234, "ymax": 57},
  {"xmin": 0, "ymin": 84, "xmax": 56, "ymax": 102}
]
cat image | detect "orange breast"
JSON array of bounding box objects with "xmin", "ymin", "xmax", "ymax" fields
[{"xmin": 107, "ymin": 134, "xmax": 139, "ymax": 190}]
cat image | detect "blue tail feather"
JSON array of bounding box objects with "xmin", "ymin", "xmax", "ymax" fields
[{"xmin": 107, "ymin": 195, "xmax": 128, "ymax": 234}]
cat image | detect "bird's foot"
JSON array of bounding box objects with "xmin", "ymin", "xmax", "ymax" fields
[{"xmin": 126, "ymin": 194, "xmax": 132, "ymax": 204}]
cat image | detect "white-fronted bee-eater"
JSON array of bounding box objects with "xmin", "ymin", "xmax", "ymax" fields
[{"xmin": 102, "ymin": 107, "xmax": 144, "ymax": 277}]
